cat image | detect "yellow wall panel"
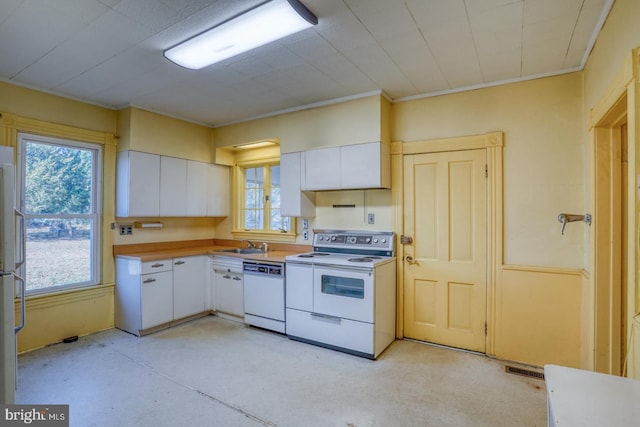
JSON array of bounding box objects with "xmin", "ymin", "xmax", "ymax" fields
[
  {"xmin": 15, "ymin": 286, "xmax": 114, "ymax": 353},
  {"xmin": 496, "ymin": 266, "xmax": 584, "ymax": 368}
]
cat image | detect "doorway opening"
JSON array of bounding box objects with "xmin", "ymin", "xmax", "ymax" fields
[{"xmin": 593, "ymin": 93, "xmax": 628, "ymax": 375}]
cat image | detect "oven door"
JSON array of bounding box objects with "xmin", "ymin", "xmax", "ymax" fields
[{"xmin": 313, "ymin": 264, "xmax": 373, "ymax": 323}]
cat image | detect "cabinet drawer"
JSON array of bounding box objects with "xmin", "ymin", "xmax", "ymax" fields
[
  {"xmin": 141, "ymin": 259, "xmax": 172, "ymax": 274},
  {"xmin": 285, "ymin": 308, "xmax": 374, "ymax": 355}
]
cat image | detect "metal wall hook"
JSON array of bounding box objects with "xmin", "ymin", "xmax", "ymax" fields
[{"xmin": 558, "ymin": 213, "xmax": 592, "ymax": 235}]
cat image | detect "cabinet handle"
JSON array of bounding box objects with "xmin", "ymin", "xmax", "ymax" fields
[
  {"xmin": 174, "ymin": 261, "xmax": 185, "ymax": 265},
  {"xmin": 151, "ymin": 263, "xmax": 164, "ymax": 268},
  {"xmin": 232, "ymin": 276, "xmax": 241, "ymax": 281},
  {"xmin": 223, "ymin": 275, "xmax": 232, "ymax": 279},
  {"xmin": 143, "ymin": 278, "xmax": 156, "ymax": 284}
]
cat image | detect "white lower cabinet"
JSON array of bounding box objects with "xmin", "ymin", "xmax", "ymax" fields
[
  {"xmin": 116, "ymin": 255, "xmax": 209, "ymax": 336},
  {"xmin": 215, "ymin": 270, "xmax": 244, "ymax": 317},
  {"xmin": 141, "ymin": 270, "xmax": 173, "ymax": 329},
  {"xmin": 173, "ymin": 255, "xmax": 208, "ymax": 319},
  {"xmin": 212, "ymin": 256, "xmax": 244, "ymax": 318}
]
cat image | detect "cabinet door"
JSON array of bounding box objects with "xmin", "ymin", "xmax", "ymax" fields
[
  {"xmin": 173, "ymin": 255, "xmax": 207, "ymax": 319},
  {"xmin": 117, "ymin": 151, "xmax": 160, "ymax": 217},
  {"xmin": 141, "ymin": 271, "xmax": 173, "ymax": 329},
  {"xmin": 207, "ymin": 164, "xmax": 229, "ymax": 217},
  {"xmin": 285, "ymin": 262, "xmax": 313, "ymax": 312},
  {"xmin": 303, "ymin": 147, "xmax": 340, "ymax": 190},
  {"xmin": 215, "ymin": 272, "xmax": 244, "ymax": 317},
  {"xmin": 160, "ymin": 156, "xmax": 187, "ymax": 216},
  {"xmin": 187, "ymin": 161, "xmax": 208, "ymax": 216},
  {"xmin": 340, "ymin": 142, "xmax": 389, "ymax": 189},
  {"xmin": 281, "ymin": 152, "xmax": 315, "ymax": 217}
]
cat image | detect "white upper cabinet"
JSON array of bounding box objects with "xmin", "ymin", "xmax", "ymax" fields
[
  {"xmin": 281, "ymin": 152, "xmax": 315, "ymax": 217},
  {"xmin": 160, "ymin": 156, "xmax": 187, "ymax": 216},
  {"xmin": 340, "ymin": 142, "xmax": 390, "ymax": 189},
  {"xmin": 187, "ymin": 160, "xmax": 209, "ymax": 216},
  {"xmin": 207, "ymin": 164, "xmax": 229, "ymax": 217},
  {"xmin": 302, "ymin": 147, "xmax": 341, "ymax": 191},
  {"xmin": 116, "ymin": 150, "xmax": 160, "ymax": 217},
  {"xmin": 117, "ymin": 150, "xmax": 229, "ymax": 218},
  {"xmin": 300, "ymin": 142, "xmax": 390, "ymax": 191}
]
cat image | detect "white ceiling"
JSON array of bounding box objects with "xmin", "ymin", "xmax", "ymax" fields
[{"xmin": 0, "ymin": 0, "xmax": 613, "ymax": 127}]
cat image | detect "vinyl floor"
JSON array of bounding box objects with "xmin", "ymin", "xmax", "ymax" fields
[{"xmin": 16, "ymin": 316, "xmax": 548, "ymax": 426}]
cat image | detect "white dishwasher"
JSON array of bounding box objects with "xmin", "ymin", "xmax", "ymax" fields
[{"xmin": 243, "ymin": 260, "xmax": 285, "ymax": 333}]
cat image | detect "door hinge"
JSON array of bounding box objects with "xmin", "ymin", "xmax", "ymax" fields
[
  {"xmin": 484, "ymin": 322, "xmax": 488, "ymax": 336},
  {"xmin": 485, "ymin": 164, "xmax": 488, "ymax": 178}
]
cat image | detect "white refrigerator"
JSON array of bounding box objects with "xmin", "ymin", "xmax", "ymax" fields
[{"xmin": 1, "ymin": 146, "xmax": 25, "ymax": 405}]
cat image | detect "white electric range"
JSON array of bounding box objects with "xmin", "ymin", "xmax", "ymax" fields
[{"xmin": 285, "ymin": 230, "xmax": 396, "ymax": 359}]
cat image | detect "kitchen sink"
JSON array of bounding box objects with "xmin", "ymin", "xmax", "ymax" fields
[{"xmin": 219, "ymin": 248, "xmax": 263, "ymax": 254}]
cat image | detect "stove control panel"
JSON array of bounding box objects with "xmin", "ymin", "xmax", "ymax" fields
[{"xmin": 313, "ymin": 230, "xmax": 394, "ymax": 252}]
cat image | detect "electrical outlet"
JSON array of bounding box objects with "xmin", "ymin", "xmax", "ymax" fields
[
  {"xmin": 126, "ymin": 225, "xmax": 133, "ymax": 235},
  {"xmin": 368, "ymin": 213, "xmax": 375, "ymax": 224},
  {"xmin": 302, "ymin": 219, "xmax": 308, "ymax": 229},
  {"xmin": 119, "ymin": 225, "xmax": 127, "ymax": 235},
  {"xmin": 119, "ymin": 225, "xmax": 133, "ymax": 235},
  {"xmin": 303, "ymin": 231, "xmax": 308, "ymax": 240}
]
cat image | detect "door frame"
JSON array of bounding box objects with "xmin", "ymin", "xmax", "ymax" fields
[
  {"xmin": 589, "ymin": 48, "xmax": 639, "ymax": 376},
  {"xmin": 391, "ymin": 131, "xmax": 504, "ymax": 355}
]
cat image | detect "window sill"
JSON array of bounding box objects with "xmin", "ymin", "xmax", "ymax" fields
[{"xmin": 231, "ymin": 230, "xmax": 297, "ymax": 243}]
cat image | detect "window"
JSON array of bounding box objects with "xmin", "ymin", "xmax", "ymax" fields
[
  {"xmin": 18, "ymin": 133, "xmax": 102, "ymax": 294},
  {"xmin": 242, "ymin": 164, "xmax": 290, "ymax": 232}
]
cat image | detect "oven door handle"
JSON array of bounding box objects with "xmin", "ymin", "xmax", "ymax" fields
[
  {"xmin": 315, "ymin": 264, "xmax": 373, "ymax": 273},
  {"xmin": 311, "ymin": 312, "xmax": 342, "ymax": 324}
]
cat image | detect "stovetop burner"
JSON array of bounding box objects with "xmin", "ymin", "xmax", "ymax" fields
[{"xmin": 297, "ymin": 252, "xmax": 331, "ymax": 258}]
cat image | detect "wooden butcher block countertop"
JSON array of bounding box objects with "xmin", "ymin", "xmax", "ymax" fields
[{"xmin": 113, "ymin": 239, "xmax": 311, "ymax": 263}]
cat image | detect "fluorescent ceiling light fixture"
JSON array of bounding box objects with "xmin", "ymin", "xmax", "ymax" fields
[
  {"xmin": 233, "ymin": 140, "xmax": 279, "ymax": 150},
  {"xmin": 164, "ymin": 0, "xmax": 317, "ymax": 70}
]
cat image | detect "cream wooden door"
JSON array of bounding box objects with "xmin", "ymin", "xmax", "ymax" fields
[{"xmin": 403, "ymin": 149, "xmax": 487, "ymax": 352}]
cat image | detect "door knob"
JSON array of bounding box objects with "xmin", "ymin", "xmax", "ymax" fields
[{"xmin": 405, "ymin": 255, "xmax": 417, "ymax": 265}]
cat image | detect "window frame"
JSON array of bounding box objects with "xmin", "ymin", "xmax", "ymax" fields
[
  {"xmin": 231, "ymin": 156, "xmax": 296, "ymax": 242},
  {"xmin": 17, "ymin": 132, "xmax": 103, "ymax": 295}
]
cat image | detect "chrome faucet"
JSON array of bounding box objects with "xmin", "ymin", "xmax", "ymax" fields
[{"xmin": 243, "ymin": 239, "xmax": 258, "ymax": 249}]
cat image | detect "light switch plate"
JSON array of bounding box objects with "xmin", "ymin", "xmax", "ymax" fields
[{"xmin": 368, "ymin": 213, "xmax": 375, "ymax": 224}]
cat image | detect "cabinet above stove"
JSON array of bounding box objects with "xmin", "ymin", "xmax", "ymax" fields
[{"xmin": 298, "ymin": 142, "xmax": 390, "ymax": 191}]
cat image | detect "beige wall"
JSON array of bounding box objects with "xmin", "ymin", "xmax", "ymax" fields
[
  {"xmin": 393, "ymin": 74, "xmax": 585, "ymax": 268},
  {"xmin": 583, "ymin": 0, "xmax": 640, "ymax": 111},
  {"xmin": 0, "ymin": 82, "xmax": 115, "ymax": 133},
  {"xmin": 117, "ymin": 107, "xmax": 213, "ymax": 162}
]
